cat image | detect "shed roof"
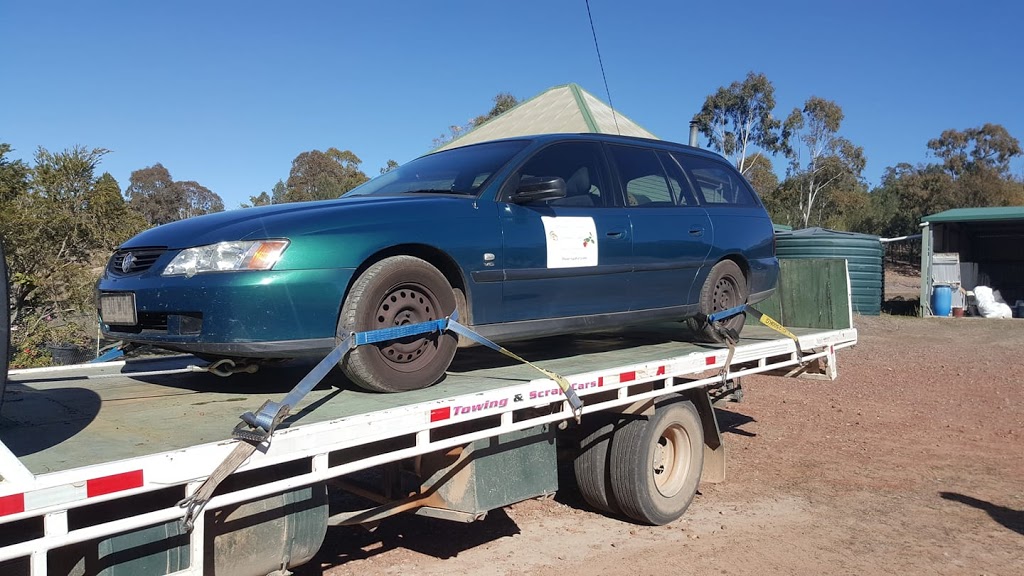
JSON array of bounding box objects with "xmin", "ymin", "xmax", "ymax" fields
[
  {"xmin": 923, "ymin": 206, "xmax": 1024, "ymax": 224},
  {"xmin": 435, "ymin": 83, "xmax": 657, "ymax": 152}
]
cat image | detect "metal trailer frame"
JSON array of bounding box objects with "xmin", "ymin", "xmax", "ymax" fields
[{"xmin": 0, "ymin": 325, "xmax": 856, "ymax": 575}]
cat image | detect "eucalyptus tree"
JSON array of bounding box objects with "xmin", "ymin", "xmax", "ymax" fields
[{"xmin": 692, "ymin": 72, "xmax": 788, "ymax": 175}]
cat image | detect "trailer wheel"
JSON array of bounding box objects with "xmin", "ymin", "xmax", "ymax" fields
[
  {"xmin": 573, "ymin": 415, "xmax": 622, "ymax": 514},
  {"xmin": 685, "ymin": 259, "xmax": 748, "ymax": 343},
  {"xmin": 609, "ymin": 400, "xmax": 704, "ymax": 525},
  {"xmin": 339, "ymin": 255, "xmax": 458, "ymax": 392},
  {"xmin": 1, "ymin": 241, "xmax": 8, "ymax": 412}
]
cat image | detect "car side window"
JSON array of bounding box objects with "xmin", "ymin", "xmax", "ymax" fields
[
  {"xmin": 513, "ymin": 141, "xmax": 613, "ymax": 207},
  {"xmin": 656, "ymin": 152, "xmax": 697, "ymax": 206},
  {"xmin": 606, "ymin": 144, "xmax": 676, "ymax": 207},
  {"xmin": 673, "ymin": 153, "xmax": 756, "ymax": 206}
]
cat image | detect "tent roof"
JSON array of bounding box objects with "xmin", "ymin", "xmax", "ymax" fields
[
  {"xmin": 923, "ymin": 206, "xmax": 1024, "ymax": 224},
  {"xmin": 436, "ymin": 83, "xmax": 657, "ymax": 151}
]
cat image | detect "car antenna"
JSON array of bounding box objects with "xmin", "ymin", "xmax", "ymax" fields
[{"xmin": 585, "ymin": 0, "xmax": 620, "ymax": 135}]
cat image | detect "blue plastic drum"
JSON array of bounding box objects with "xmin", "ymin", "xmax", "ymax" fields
[{"xmin": 931, "ymin": 285, "xmax": 952, "ymax": 317}]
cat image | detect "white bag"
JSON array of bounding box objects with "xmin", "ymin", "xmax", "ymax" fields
[{"xmin": 974, "ymin": 286, "xmax": 1013, "ymax": 319}]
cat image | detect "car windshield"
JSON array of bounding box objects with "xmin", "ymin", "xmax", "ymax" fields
[{"xmin": 344, "ymin": 140, "xmax": 531, "ymax": 197}]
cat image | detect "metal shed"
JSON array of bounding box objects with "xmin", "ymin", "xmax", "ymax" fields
[{"xmin": 920, "ymin": 206, "xmax": 1024, "ymax": 316}]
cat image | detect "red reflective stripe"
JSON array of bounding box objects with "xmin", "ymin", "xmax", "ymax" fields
[
  {"xmin": 619, "ymin": 371, "xmax": 636, "ymax": 383},
  {"xmin": 0, "ymin": 493, "xmax": 25, "ymax": 516},
  {"xmin": 430, "ymin": 407, "xmax": 451, "ymax": 422},
  {"xmin": 598, "ymin": 376, "xmax": 604, "ymax": 387},
  {"xmin": 86, "ymin": 470, "xmax": 143, "ymax": 498},
  {"xmin": 705, "ymin": 356, "xmax": 716, "ymax": 366}
]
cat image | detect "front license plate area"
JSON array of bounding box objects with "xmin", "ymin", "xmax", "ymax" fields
[{"xmin": 101, "ymin": 293, "xmax": 137, "ymax": 325}]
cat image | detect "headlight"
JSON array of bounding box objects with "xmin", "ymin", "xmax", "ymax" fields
[{"xmin": 162, "ymin": 240, "xmax": 289, "ymax": 277}]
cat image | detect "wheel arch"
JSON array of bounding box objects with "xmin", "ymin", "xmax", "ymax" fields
[
  {"xmin": 718, "ymin": 253, "xmax": 751, "ymax": 291},
  {"xmin": 342, "ymin": 244, "xmax": 471, "ymax": 324}
]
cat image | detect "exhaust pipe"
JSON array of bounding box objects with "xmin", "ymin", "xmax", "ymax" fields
[{"xmin": 688, "ymin": 120, "xmax": 699, "ymax": 148}]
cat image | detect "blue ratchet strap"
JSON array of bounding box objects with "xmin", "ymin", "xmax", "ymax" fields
[
  {"xmin": 89, "ymin": 346, "xmax": 124, "ymax": 363},
  {"xmin": 180, "ymin": 309, "xmax": 583, "ymax": 532},
  {"xmin": 236, "ymin": 315, "xmax": 450, "ymax": 442},
  {"xmin": 445, "ymin": 318, "xmax": 584, "ymax": 422},
  {"xmin": 88, "ymin": 342, "xmax": 134, "ymax": 363},
  {"xmin": 708, "ymin": 304, "xmax": 804, "ymax": 363}
]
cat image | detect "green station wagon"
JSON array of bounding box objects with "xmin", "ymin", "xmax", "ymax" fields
[{"xmin": 98, "ymin": 134, "xmax": 778, "ymax": 392}]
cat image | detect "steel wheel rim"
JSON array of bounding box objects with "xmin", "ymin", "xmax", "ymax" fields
[
  {"xmin": 712, "ymin": 274, "xmax": 740, "ymax": 312},
  {"xmin": 373, "ymin": 282, "xmax": 440, "ymax": 371},
  {"xmin": 652, "ymin": 423, "xmax": 690, "ymax": 497}
]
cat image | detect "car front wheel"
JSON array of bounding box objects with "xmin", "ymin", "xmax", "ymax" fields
[{"xmin": 338, "ymin": 255, "xmax": 458, "ymax": 393}]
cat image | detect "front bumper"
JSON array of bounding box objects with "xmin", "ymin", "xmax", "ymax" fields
[{"xmin": 98, "ymin": 268, "xmax": 355, "ymax": 358}]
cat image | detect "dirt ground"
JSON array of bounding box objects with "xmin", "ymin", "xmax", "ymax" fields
[{"xmin": 298, "ymin": 310, "xmax": 1023, "ymax": 576}]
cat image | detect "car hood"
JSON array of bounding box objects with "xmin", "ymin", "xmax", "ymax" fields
[{"xmin": 121, "ymin": 195, "xmax": 474, "ymax": 249}]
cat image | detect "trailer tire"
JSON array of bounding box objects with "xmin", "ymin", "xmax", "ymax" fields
[
  {"xmin": 685, "ymin": 259, "xmax": 748, "ymax": 343},
  {"xmin": 339, "ymin": 256, "xmax": 458, "ymax": 393},
  {"xmin": 573, "ymin": 415, "xmax": 622, "ymax": 514},
  {"xmin": 609, "ymin": 399, "xmax": 704, "ymax": 525},
  {"xmin": 1, "ymin": 241, "xmax": 8, "ymax": 412}
]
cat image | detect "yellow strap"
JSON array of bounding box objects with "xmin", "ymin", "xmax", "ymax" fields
[{"xmin": 496, "ymin": 346, "xmax": 582, "ymax": 419}]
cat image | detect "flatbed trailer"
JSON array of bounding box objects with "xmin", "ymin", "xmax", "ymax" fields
[
  {"xmin": 0, "ymin": 236, "xmax": 859, "ymax": 575},
  {"xmin": 0, "ymin": 319, "xmax": 857, "ymax": 576}
]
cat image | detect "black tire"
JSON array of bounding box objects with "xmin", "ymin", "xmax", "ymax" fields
[
  {"xmin": 609, "ymin": 400, "xmax": 704, "ymax": 525},
  {"xmin": 1, "ymin": 241, "xmax": 8, "ymax": 413},
  {"xmin": 573, "ymin": 414, "xmax": 622, "ymax": 514},
  {"xmin": 685, "ymin": 259, "xmax": 748, "ymax": 343},
  {"xmin": 339, "ymin": 256, "xmax": 458, "ymax": 393}
]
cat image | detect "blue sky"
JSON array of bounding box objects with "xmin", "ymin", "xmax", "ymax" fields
[{"xmin": 2, "ymin": 1, "xmax": 1022, "ymax": 210}]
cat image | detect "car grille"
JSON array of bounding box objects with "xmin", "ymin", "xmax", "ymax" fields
[
  {"xmin": 105, "ymin": 313, "xmax": 203, "ymax": 336},
  {"xmin": 108, "ymin": 248, "xmax": 166, "ymax": 276}
]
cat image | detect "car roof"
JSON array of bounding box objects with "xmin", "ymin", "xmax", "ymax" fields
[{"xmin": 435, "ymin": 132, "xmax": 729, "ymax": 163}]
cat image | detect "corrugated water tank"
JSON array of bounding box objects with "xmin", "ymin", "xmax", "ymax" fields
[{"xmin": 774, "ymin": 227, "xmax": 883, "ymax": 315}]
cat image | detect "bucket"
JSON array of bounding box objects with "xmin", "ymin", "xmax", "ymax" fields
[
  {"xmin": 46, "ymin": 344, "xmax": 88, "ymax": 366},
  {"xmin": 951, "ymin": 306, "xmax": 965, "ymax": 318},
  {"xmin": 931, "ymin": 285, "xmax": 953, "ymax": 317}
]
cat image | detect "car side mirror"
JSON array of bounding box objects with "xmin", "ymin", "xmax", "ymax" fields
[{"xmin": 511, "ymin": 176, "xmax": 566, "ymax": 204}]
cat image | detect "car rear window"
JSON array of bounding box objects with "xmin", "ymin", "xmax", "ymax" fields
[{"xmin": 672, "ymin": 153, "xmax": 757, "ymax": 206}]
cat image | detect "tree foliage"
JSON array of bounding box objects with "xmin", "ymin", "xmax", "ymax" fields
[
  {"xmin": 471, "ymin": 92, "xmax": 518, "ymax": 128},
  {"xmin": 380, "ymin": 159, "xmax": 399, "ymax": 175},
  {"xmin": 244, "ymin": 191, "xmax": 272, "ymax": 208},
  {"xmin": 177, "ymin": 180, "xmax": 224, "ymax": 219},
  {"xmin": 927, "ymin": 124, "xmax": 1022, "ymax": 179},
  {"xmin": 692, "ymin": 72, "xmax": 788, "ymax": 174},
  {"xmin": 125, "ymin": 163, "xmax": 178, "ymax": 225},
  {"xmin": 783, "ymin": 96, "xmax": 866, "ymax": 228},
  {"xmin": 432, "ymin": 92, "xmax": 519, "ymax": 149},
  {"xmin": 283, "ymin": 148, "xmax": 369, "ymax": 202},
  {"xmin": 126, "ymin": 163, "xmax": 224, "ymax": 225},
  {"xmin": 0, "ymin": 143, "xmax": 147, "ymax": 365},
  {"xmin": 742, "ymin": 152, "xmax": 779, "ymax": 199}
]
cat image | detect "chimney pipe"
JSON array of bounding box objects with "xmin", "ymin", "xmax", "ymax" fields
[{"xmin": 688, "ymin": 120, "xmax": 699, "ymax": 148}]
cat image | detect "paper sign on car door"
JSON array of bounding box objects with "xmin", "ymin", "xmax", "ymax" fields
[{"xmin": 541, "ymin": 216, "xmax": 598, "ymax": 268}]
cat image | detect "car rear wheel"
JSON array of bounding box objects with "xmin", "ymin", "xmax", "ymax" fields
[
  {"xmin": 339, "ymin": 256, "xmax": 458, "ymax": 393},
  {"xmin": 685, "ymin": 259, "xmax": 748, "ymax": 343}
]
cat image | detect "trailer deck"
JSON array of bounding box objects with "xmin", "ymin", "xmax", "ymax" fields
[{"xmin": 3, "ymin": 324, "xmax": 852, "ymax": 476}]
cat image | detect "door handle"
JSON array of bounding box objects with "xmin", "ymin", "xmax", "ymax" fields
[
  {"xmin": 606, "ymin": 230, "xmax": 625, "ymax": 239},
  {"xmin": 689, "ymin": 227, "xmax": 704, "ymax": 237}
]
